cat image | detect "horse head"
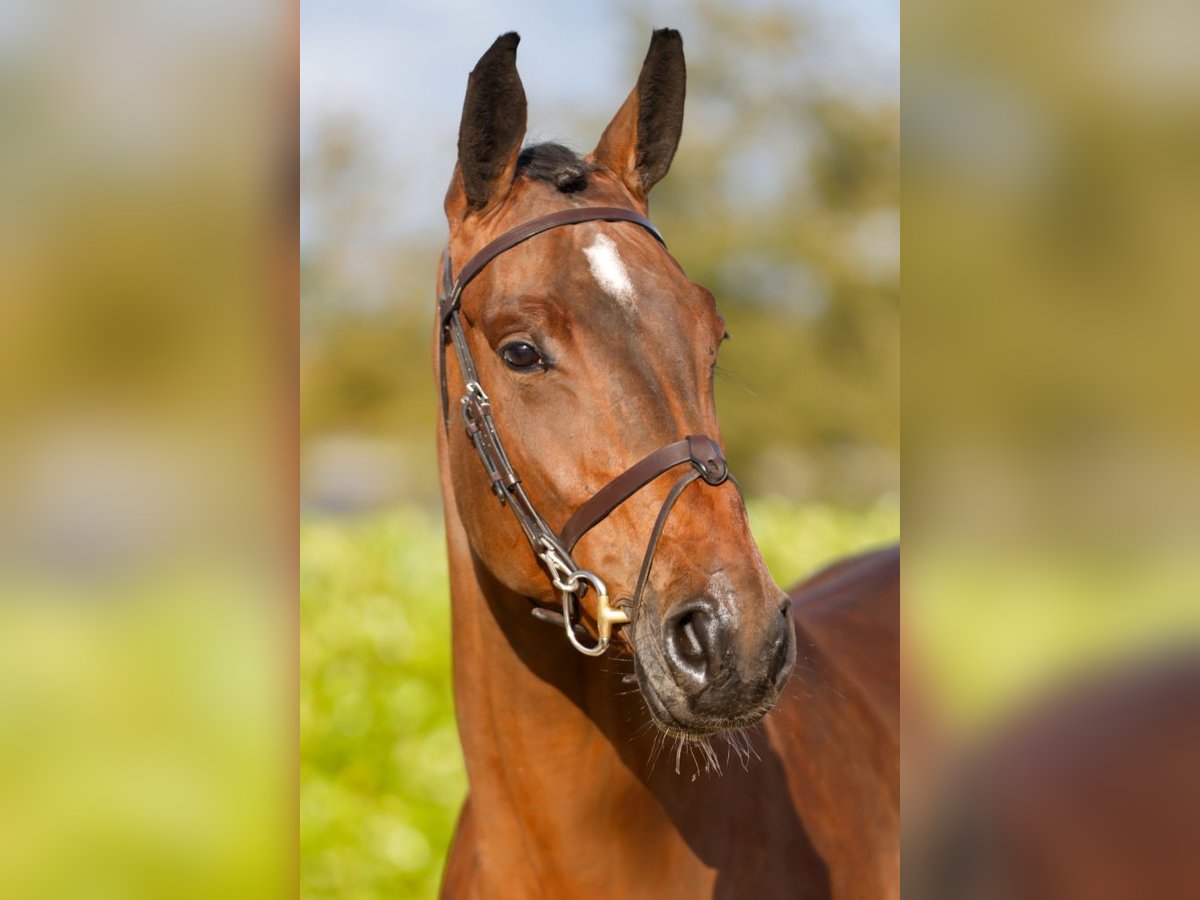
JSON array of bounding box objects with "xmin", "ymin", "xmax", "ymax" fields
[{"xmin": 436, "ymin": 30, "xmax": 795, "ymax": 738}]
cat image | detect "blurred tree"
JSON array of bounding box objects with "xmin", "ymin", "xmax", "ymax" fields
[
  {"xmin": 622, "ymin": 1, "xmax": 899, "ymax": 502},
  {"xmin": 301, "ymin": 118, "xmax": 442, "ymax": 506}
]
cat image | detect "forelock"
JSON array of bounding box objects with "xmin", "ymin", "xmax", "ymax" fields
[{"xmin": 516, "ymin": 142, "xmax": 594, "ymax": 194}]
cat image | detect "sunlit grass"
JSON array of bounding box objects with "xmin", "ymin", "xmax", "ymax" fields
[{"xmin": 0, "ymin": 573, "xmax": 288, "ymax": 899}]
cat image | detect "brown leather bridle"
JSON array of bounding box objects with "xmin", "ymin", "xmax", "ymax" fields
[{"xmin": 438, "ymin": 206, "xmax": 736, "ymax": 656}]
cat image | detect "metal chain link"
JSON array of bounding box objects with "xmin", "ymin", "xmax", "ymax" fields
[{"xmin": 537, "ymin": 540, "xmax": 582, "ymax": 593}]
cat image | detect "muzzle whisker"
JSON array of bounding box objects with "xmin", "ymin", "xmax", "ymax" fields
[
  {"xmin": 700, "ymin": 736, "xmax": 722, "ymax": 777},
  {"xmin": 724, "ymin": 729, "xmax": 753, "ymax": 771},
  {"xmin": 648, "ymin": 727, "xmax": 669, "ymax": 775},
  {"xmin": 632, "ymin": 715, "xmax": 658, "ymax": 741}
]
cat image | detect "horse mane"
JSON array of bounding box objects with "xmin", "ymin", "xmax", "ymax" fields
[{"xmin": 516, "ymin": 142, "xmax": 594, "ymax": 193}]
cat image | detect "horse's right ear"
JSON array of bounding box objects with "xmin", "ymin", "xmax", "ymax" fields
[
  {"xmin": 447, "ymin": 32, "xmax": 527, "ymax": 218},
  {"xmin": 590, "ymin": 29, "xmax": 685, "ymax": 205}
]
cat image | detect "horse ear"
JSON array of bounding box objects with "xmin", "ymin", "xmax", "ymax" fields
[
  {"xmin": 590, "ymin": 29, "xmax": 685, "ymax": 204},
  {"xmin": 450, "ymin": 32, "xmax": 527, "ymax": 215}
]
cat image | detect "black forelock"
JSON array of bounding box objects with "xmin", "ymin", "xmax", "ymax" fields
[{"xmin": 516, "ymin": 142, "xmax": 594, "ymax": 193}]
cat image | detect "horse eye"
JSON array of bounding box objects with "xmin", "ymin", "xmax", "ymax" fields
[{"xmin": 499, "ymin": 341, "xmax": 545, "ymax": 371}]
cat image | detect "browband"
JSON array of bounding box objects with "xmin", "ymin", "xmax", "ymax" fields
[{"xmin": 438, "ymin": 206, "xmax": 664, "ymax": 332}]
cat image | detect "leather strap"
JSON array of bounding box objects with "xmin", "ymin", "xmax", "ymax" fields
[
  {"xmin": 559, "ymin": 435, "xmax": 728, "ymax": 552},
  {"xmin": 632, "ymin": 469, "xmax": 702, "ymax": 609},
  {"xmin": 438, "ymin": 206, "xmax": 664, "ymax": 331},
  {"xmin": 437, "ymin": 252, "xmax": 455, "ymax": 424}
]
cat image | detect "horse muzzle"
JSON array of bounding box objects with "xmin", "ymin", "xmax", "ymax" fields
[{"xmin": 632, "ymin": 591, "xmax": 796, "ymax": 736}]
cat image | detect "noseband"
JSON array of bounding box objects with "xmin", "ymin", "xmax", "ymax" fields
[{"xmin": 438, "ymin": 207, "xmax": 735, "ymax": 656}]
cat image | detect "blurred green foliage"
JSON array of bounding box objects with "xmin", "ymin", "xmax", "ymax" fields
[
  {"xmin": 0, "ymin": 575, "xmax": 288, "ymax": 899},
  {"xmin": 909, "ymin": 546, "xmax": 1200, "ymax": 734},
  {"xmin": 904, "ymin": 0, "xmax": 1200, "ymax": 744},
  {"xmin": 301, "ymin": 507, "xmax": 462, "ymax": 899},
  {"xmin": 299, "ymin": 498, "xmax": 898, "ymax": 898}
]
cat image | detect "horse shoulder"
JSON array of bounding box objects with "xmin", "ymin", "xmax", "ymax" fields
[
  {"xmin": 760, "ymin": 546, "xmax": 900, "ymax": 898},
  {"xmin": 788, "ymin": 544, "xmax": 900, "ymax": 739}
]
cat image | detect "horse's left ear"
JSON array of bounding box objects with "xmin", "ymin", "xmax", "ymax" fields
[{"xmin": 590, "ymin": 29, "xmax": 686, "ymax": 205}]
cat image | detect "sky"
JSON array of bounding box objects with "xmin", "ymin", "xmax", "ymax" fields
[{"xmin": 300, "ymin": 0, "xmax": 899, "ymax": 243}]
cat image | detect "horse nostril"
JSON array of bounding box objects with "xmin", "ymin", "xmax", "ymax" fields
[
  {"xmin": 768, "ymin": 602, "xmax": 796, "ymax": 688},
  {"xmin": 768, "ymin": 634, "xmax": 791, "ymax": 687},
  {"xmin": 679, "ymin": 612, "xmax": 704, "ymax": 661},
  {"xmin": 664, "ymin": 601, "xmax": 722, "ymax": 682}
]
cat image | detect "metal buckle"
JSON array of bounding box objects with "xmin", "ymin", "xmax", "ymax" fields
[
  {"xmin": 560, "ymin": 571, "xmax": 629, "ymax": 657},
  {"xmin": 537, "ymin": 541, "xmax": 578, "ymax": 593},
  {"xmin": 536, "ymin": 540, "xmax": 629, "ymax": 656},
  {"xmin": 463, "ymin": 382, "xmax": 490, "ymax": 417},
  {"xmin": 460, "ymin": 382, "xmax": 490, "ymax": 428},
  {"xmin": 686, "ymin": 434, "xmax": 728, "ymax": 485}
]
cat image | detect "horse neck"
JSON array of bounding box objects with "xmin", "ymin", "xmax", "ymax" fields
[{"xmin": 439, "ymin": 459, "xmax": 657, "ymax": 815}]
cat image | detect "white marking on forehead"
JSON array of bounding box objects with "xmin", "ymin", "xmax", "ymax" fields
[{"xmin": 582, "ymin": 233, "xmax": 636, "ymax": 311}]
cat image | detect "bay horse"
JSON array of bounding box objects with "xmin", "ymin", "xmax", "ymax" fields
[{"xmin": 433, "ymin": 30, "xmax": 898, "ymax": 898}]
